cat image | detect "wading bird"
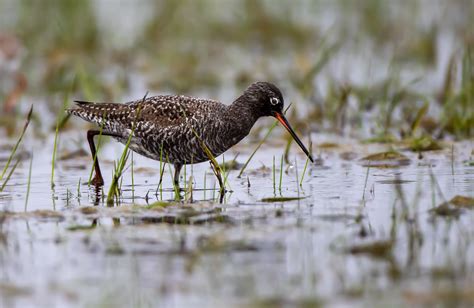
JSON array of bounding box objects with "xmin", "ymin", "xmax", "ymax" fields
[{"xmin": 67, "ymin": 81, "xmax": 313, "ymax": 195}]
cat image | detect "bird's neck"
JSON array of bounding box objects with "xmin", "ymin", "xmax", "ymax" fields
[
  {"xmin": 226, "ymin": 94, "xmax": 261, "ymax": 131},
  {"xmin": 222, "ymin": 94, "xmax": 261, "ymax": 142}
]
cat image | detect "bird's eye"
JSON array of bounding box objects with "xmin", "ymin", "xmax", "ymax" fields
[{"xmin": 270, "ymin": 97, "xmax": 280, "ymax": 105}]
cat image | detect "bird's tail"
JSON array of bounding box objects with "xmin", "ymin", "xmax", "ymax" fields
[{"xmin": 66, "ymin": 100, "xmax": 122, "ymax": 127}]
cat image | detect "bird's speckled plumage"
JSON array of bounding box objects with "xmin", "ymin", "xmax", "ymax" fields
[
  {"xmin": 67, "ymin": 81, "xmax": 312, "ymax": 190},
  {"xmin": 67, "ymin": 82, "xmax": 283, "ymax": 165}
]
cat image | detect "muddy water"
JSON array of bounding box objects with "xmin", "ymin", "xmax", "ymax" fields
[{"xmin": 0, "ymin": 133, "xmax": 473, "ymax": 307}]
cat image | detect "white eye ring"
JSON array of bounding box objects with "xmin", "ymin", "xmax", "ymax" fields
[{"xmin": 270, "ymin": 97, "xmax": 279, "ymax": 105}]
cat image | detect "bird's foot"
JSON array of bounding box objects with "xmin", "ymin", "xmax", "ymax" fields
[{"xmin": 90, "ymin": 175, "xmax": 104, "ymax": 187}]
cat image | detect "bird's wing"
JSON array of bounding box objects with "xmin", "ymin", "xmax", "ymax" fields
[
  {"xmin": 68, "ymin": 95, "xmax": 224, "ymax": 135},
  {"xmin": 128, "ymin": 95, "xmax": 204, "ymax": 126}
]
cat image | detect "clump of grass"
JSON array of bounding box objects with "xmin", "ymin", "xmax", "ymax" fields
[
  {"xmin": 106, "ymin": 148, "xmax": 131, "ymax": 205},
  {"xmin": 407, "ymin": 135, "xmax": 443, "ymax": 152},
  {"xmin": 408, "ymin": 101, "xmax": 429, "ymax": 136},
  {"xmin": 440, "ymin": 48, "xmax": 474, "ymax": 138},
  {"xmin": 106, "ymin": 96, "xmax": 145, "ymax": 205}
]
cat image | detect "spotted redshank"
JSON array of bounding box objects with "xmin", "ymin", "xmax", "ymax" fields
[{"xmin": 67, "ymin": 81, "xmax": 313, "ymax": 192}]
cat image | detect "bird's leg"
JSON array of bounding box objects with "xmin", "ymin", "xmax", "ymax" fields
[
  {"xmin": 87, "ymin": 130, "xmax": 104, "ymax": 186},
  {"xmin": 87, "ymin": 130, "xmax": 121, "ymax": 187},
  {"xmin": 173, "ymin": 163, "xmax": 182, "ymax": 192},
  {"xmin": 209, "ymin": 161, "xmax": 225, "ymax": 202}
]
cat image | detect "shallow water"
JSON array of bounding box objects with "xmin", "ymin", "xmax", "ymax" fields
[
  {"xmin": 1, "ymin": 133, "xmax": 473, "ymax": 307},
  {"xmin": 0, "ymin": 0, "xmax": 473, "ymax": 306}
]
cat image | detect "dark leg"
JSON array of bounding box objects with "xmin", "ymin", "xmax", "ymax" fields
[
  {"xmin": 173, "ymin": 163, "xmax": 182, "ymax": 190},
  {"xmin": 87, "ymin": 130, "xmax": 121, "ymax": 187},
  {"xmin": 209, "ymin": 161, "xmax": 225, "ymax": 203},
  {"xmin": 87, "ymin": 130, "xmax": 104, "ymax": 186}
]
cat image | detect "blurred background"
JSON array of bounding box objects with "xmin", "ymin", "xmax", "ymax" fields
[
  {"xmin": 0, "ymin": 0, "xmax": 473, "ymax": 140},
  {"xmin": 0, "ymin": 2, "xmax": 473, "ymax": 307}
]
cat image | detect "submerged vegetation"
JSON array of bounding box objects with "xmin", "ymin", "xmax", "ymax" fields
[{"xmin": 0, "ymin": 1, "xmax": 473, "ymax": 307}]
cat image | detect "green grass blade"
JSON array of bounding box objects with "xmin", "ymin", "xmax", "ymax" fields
[
  {"xmin": 0, "ymin": 106, "xmax": 33, "ymax": 182},
  {"xmin": 0, "ymin": 160, "xmax": 20, "ymax": 192},
  {"xmin": 51, "ymin": 118, "xmax": 60, "ymax": 188},
  {"xmin": 299, "ymin": 156, "xmax": 310, "ymax": 186},
  {"xmin": 106, "ymin": 94, "xmax": 146, "ymax": 205},
  {"xmin": 24, "ymin": 152, "xmax": 33, "ymax": 211},
  {"xmin": 238, "ymin": 104, "xmax": 291, "ymax": 178}
]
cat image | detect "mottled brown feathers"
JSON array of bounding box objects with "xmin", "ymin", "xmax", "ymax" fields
[{"xmin": 67, "ymin": 82, "xmax": 286, "ymax": 165}]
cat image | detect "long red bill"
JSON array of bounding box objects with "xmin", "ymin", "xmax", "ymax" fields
[{"xmin": 274, "ymin": 112, "xmax": 314, "ymax": 163}]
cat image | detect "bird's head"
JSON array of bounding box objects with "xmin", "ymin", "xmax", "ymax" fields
[{"xmin": 243, "ymin": 81, "xmax": 314, "ymax": 163}]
